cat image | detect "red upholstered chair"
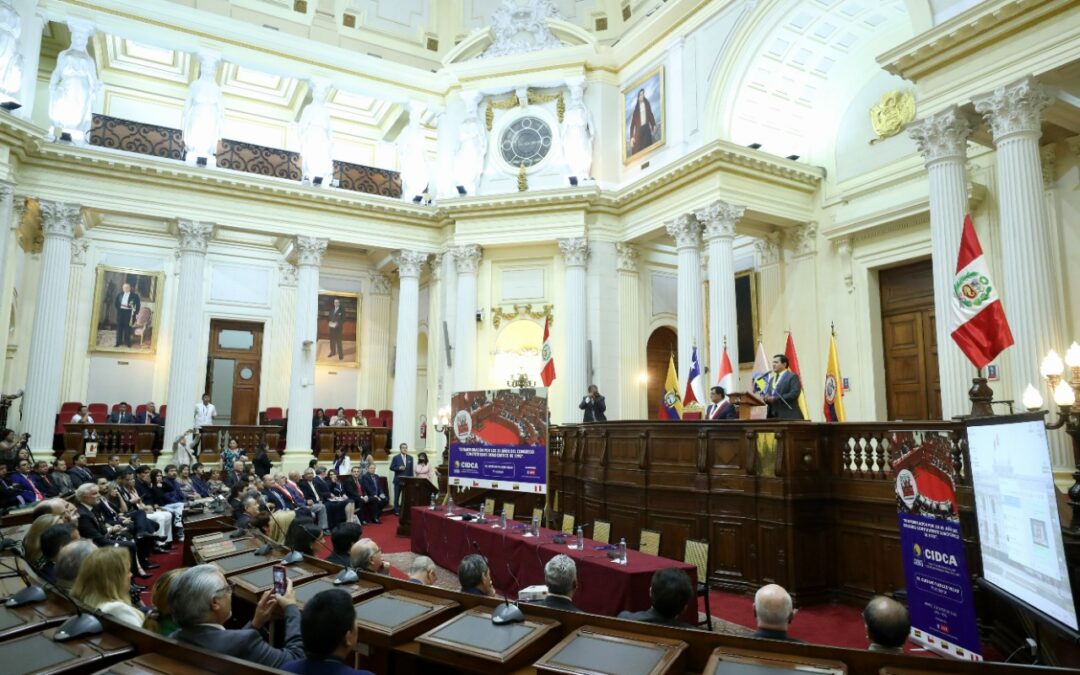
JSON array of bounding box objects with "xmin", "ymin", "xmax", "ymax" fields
[
  {"xmin": 378, "ymin": 410, "xmax": 393, "ymax": 427},
  {"xmin": 88, "ymin": 403, "xmax": 108, "ymax": 419}
]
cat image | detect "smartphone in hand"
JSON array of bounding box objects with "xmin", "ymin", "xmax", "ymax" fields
[{"xmin": 272, "ymin": 565, "xmax": 287, "ymax": 596}]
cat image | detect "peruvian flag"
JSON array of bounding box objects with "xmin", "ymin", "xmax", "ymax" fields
[
  {"xmin": 717, "ymin": 345, "xmax": 734, "ymax": 392},
  {"xmin": 950, "ymin": 215, "xmax": 1014, "ymax": 369},
  {"xmin": 540, "ymin": 316, "xmax": 556, "ymax": 386}
]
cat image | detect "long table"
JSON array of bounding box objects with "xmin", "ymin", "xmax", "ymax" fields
[{"xmin": 410, "ymin": 506, "xmax": 698, "ymax": 623}]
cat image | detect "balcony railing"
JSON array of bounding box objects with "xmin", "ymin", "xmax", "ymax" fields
[{"xmin": 89, "ymin": 114, "xmax": 402, "ymax": 198}]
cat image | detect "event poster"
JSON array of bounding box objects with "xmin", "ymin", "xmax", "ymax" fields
[
  {"xmin": 891, "ymin": 430, "xmax": 982, "ymax": 661},
  {"xmin": 449, "ymin": 388, "xmax": 548, "ymax": 493}
]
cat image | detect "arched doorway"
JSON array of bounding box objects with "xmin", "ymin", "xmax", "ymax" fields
[{"xmin": 645, "ymin": 326, "xmax": 677, "ymax": 420}]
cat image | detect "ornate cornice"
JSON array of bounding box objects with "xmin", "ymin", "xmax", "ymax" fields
[
  {"xmin": 295, "ymin": 235, "xmax": 328, "ymax": 267},
  {"xmin": 973, "ymin": 77, "xmax": 1052, "ymax": 141},
  {"xmin": 907, "ymin": 107, "xmax": 974, "ymax": 166},
  {"xmin": 665, "ymin": 213, "xmax": 701, "ymax": 251},
  {"xmin": 452, "ymin": 244, "xmax": 482, "ymax": 275},
  {"xmin": 393, "ymin": 250, "xmax": 428, "ymax": 279},
  {"xmin": 278, "ymin": 262, "xmax": 298, "ymax": 287},
  {"xmin": 70, "ymin": 238, "xmax": 90, "ymax": 265},
  {"xmin": 176, "ymin": 219, "xmax": 214, "ymax": 253},
  {"xmin": 38, "ymin": 200, "xmax": 81, "ymax": 239},
  {"xmin": 369, "ymin": 273, "xmax": 392, "ymax": 296},
  {"xmin": 615, "ymin": 242, "xmax": 638, "ymax": 273},
  {"xmin": 696, "ymin": 200, "xmax": 744, "ymax": 241},
  {"xmin": 557, "ymin": 237, "xmax": 589, "ymax": 267}
]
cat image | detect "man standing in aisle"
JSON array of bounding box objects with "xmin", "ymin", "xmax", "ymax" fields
[
  {"xmin": 195, "ymin": 393, "xmax": 216, "ymax": 429},
  {"xmin": 114, "ymin": 281, "xmax": 141, "ymax": 348},
  {"xmin": 389, "ymin": 443, "xmax": 413, "ymax": 516},
  {"xmin": 763, "ymin": 355, "xmax": 804, "ymax": 420}
]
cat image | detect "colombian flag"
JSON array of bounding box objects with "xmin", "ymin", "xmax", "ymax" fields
[
  {"xmin": 823, "ymin": 334, "xmax": 846, "ymax": 422},
  {"xmin": 660, "ymin": 355, "xmax": 683, "ymax": 420}
]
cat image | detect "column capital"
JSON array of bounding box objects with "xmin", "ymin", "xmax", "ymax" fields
[
  {"xmin": 974, "ymin": 77, "xmax": 1052, "ymax": 141},
  {"xmin": 907, "ymin": 106, "xmax": 973, "ymax": 165},
  {"xmin": 38, "ymin": 200, "xmax": 81, "ymax": 239},
  {"xmin": 557, "ymin": 237, "xmax": 589, "ymax": 268},
  {"xmin": 393, "ymin": 250, "xmax": 428, "ymax": 279},
  {"xmin": 665, "ymin": 213, "xmax": 701, "ymax": 250},
  {"xmin": 615, "ymin": 242, "xmax": 638, "ymax": 272},
  {"xmin": 176, "ymin": 219, "xmax": 214, "ymax": 253},
  {"xmin": 696, "ymin": 200, "xmax": 744, "ymax": 241},
  {"xmin": 295, "ymin": 235, "xmax": 328, "ymax": 267},
  {"xmin": 452, "ymin": 244, "xmax": 482, "ymax": 274},
  {"xmin": 754, "ymin": 232, "xmax": 781, "ymax": 267},
  {"xmin": 278, "ymin": 261, "xmax": 298, "ymax": 287},
  {"xmin": 70, "ymin": 238, "xmax": 90, "ymax": 266}
]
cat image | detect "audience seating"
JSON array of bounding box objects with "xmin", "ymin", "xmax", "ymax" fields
[
  {"xmin": 592, "ymin": 520, "xmax": 611, "ymax": 545},
  {"xmin": 561, "ymin": 514, "xmax": 575, "ymax": 535},
  {"xmin": 685, "ymin": 539, "xmax": 713, "ymax": 630},
  {"xmin": 639, "ymin": 529, "xmax": 661, "ymax": 556}
]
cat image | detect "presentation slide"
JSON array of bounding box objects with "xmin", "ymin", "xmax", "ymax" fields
[{"xmin": 967, "ymin": 419, "xmax": 1078, "ymax": 631}]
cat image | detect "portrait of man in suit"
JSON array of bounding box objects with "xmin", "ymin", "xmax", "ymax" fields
[
  {"xmin": 316, "ymin": 291, "xmax": 359, "ymax": 366},
  {"xmin": 90, "ymin": 266, "xmax": 163, "ymax": 353}
]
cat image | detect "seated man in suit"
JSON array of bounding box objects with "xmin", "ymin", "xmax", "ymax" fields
[
  {"xmin": 359, "ymin": 463, "xmax": 388, "ymax": 524},
  {"xmin": 327, "ymin": 522, "xmax": 361, "ymax": 568},
  {"xmin": 457, "ymin": 553, "xmax": 495, "ymax": 597},
  {"xmin": 283, "ymin": 588, "xmax": 373, "ymax": 675},
  {"xmin": 31, "ymin": 460, "xmax": 60, "ymax": 498},
  {"xmin": 10, "ymin": 458, "xmax": 45, "ymax": 503},
  {"xmin": 705, "ymin": 386, "xmax": 738, "ymax": 420},
  {"xmin": 171, "ymin": 564, "xmax": 305, "ymax": 668},
  {"xmin": 108, "ymin": 402, "xmax": 136, "ymax": 424},
  {"xmin": 618, "ymin": 568, "xmax": 695, "ymax": 628},
  {"xmin": 753, "ymin": 583, "xmax": 801, "ymax": 642},
  {"xmin": 533, "ymin": 554, "xmax": 581, "ymax": 612},
  {"xmin": 135, "ymin": 402, "xmax": 162, "ymax": 425},
  {"xmin": 349, "ymin": 538, "xmax": 390, "ymax": 575},
  {"xmin": 408, "ymin": 556, "xmax": 437, "ymax": 586}
]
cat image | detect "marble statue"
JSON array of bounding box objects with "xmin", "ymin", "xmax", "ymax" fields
[
  {"xmin": 0, "ymin": 0, "xmax": 23, "ymax": 105},
  {"xmin": 483, "ymin": 0, "xmax": 562, "ymax": 59},
  {"xmin": 298, "ymin": 78, "xmax": 334, "ymax": 185},
  {"xmin": 561, "ymin": 78, "xmax": 593, "ymax": 179},
  {"xmin": 47, "ymin": 20, "xmax": 100, "ymax": 144},
  {"xmin": 397, "ymin": 102, "xmax": 431, "ymax": 201},
  {"xmin": 182, "ymin": 52, "xmax": 224, "ymax": 167},
  {"xmin": 455, "ymin": 91, "xmax": 486, "ymax": 195}
]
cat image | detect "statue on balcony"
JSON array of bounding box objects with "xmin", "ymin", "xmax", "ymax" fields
[
  {"xmin": 47, "ymin": 20, "xmax": 100, "ymax": 144},
  {"xmin": 298, "ymin": 78, "xmax": 334, "ymax": 185},
  {"xmin": 456, "ymin": 91, "xmax": 486, "ymax": 195},
  {"xmin": 562, "ymin": 77, "xmax": 593, "ymax": 180},
  {"xmin": 182, "ymin": 51, "xmax": 224, "ymax": 167},
  {"xmin": 397, "ymin": 102, "xmax": 430, "ymax": 201},
  {"xmin": 0, "ymin": 0, "xmax": 23, "ymax": 106}
]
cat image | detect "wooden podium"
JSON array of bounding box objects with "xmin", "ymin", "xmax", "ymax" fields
[{"xmin": 729, "ymin": 392, "xmax": 765, "ymax": 420}]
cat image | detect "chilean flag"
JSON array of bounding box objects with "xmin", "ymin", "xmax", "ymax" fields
[
  {"xmin": 949, "ymin": 215, "xmax": 1014, "ymax": 369},
  {"xmin": 540, "ymin": 316, "xmax": 556, "ymax": 386}
]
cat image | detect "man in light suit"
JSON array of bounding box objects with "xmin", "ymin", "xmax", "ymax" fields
[
  {"xmin": 114, "ymin": 282, "xmax": 141, "ymax": 348},
  {"xmin": 388, "ymin": 443, "xmax": 413, "ymax": 515},
  {"xmin": 171, "ymin": 564, "xmax": 304, "ymax": 668},
  {"xmin": 108, "ymin": 402, "xmax": 136, "ymax": 424},
  {"xmin": 763, "ymin": 355, "xmax": 805, "ymax": 420},
  {"xmin": 706, "ymin": 386, "xmax": 738, "ymax": 420}
]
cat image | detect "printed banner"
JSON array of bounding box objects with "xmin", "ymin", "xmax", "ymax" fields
[
  {"xmin": 891, "ymin": 430, "xmax": 982, "ymax": 660},
  {"xmin": 449, "ymin": 388, "xmax": 548, "ymax": 493}
]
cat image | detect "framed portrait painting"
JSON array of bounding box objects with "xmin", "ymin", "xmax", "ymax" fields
[
  {"xmin": 623, "ymin": 65, "xmax": 665, "ymax": 163},
  {"xmin": 317, "ymin": 291, "xmax": 359, "ymax": 366},
  {"xmin": 89, "ymin": 265, "xmax": 164, "ymax": 354}
]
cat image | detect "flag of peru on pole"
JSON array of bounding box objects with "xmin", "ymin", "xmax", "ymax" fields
[
  {"xmin": 949, "ymin": 215, "xmax": 1014, "ymax": 369},
  {"xmin": 540, "ymin": 316, "xmax": 556, "ymax": 386}
]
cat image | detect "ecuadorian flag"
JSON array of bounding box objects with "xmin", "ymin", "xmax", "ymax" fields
[{"xmin": 660, "ymin": 355, "xmax": 683, "ymax": 420}]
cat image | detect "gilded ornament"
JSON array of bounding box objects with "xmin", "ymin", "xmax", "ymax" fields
[{"xmin": 870, "ymin": 90, "xmax": 916, "ymax": 139}]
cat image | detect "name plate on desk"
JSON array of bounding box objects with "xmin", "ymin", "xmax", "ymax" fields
[
  {"xmin": 352, "ymin": 590, "xmax": 458, "ymax": 648},
  {"xmin": 534, "ymin": 626, "xmax": 687, "ymax": 675},
  {"xmin": 417, "ymin": 607, "xmax": 560, "ymax": 672}
]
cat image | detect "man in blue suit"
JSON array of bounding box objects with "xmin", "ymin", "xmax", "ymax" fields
[{"xmin": 388, "ymin": 443, "xmax": 413, "ymax": 515}]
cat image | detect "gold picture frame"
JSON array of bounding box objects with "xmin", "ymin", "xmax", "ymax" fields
[
  {"xmin": 317, "ymin": 290, "xmax": 361, "ymax": 367},
  {"xmin": 88, "ymin": 265, "xmax": 165, "ymax": 354},
  {"xmin": 622, "ymin": 65, "xmax": 665, "ymax": 164}
]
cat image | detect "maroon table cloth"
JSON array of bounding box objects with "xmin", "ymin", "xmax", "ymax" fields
[{"xmin": 410, "ymin": 506, "xmax": 698, "ymax": 623}]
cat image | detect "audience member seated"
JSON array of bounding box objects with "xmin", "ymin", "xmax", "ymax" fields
[
  {"xmin": 328, "ymin": 522, "xmax": 362, "ymax": 567},
  {"xmin": 71, "ymin": 546, "xmax": 145, "ymax": 627},
  {"xmin": 55, "ymin": 540, "xmax": 97, "ymax": 592},
  {"xmin": 101, "ymin": 455, "xmax": 123, "ymax": 482},
  {"xmin": 349, "ymin": 538, "xmax": 389, "ymax": 575},
  {"xmin": 38, "ymin": 522, "xmax": 78, "ymax": 583},
  {"xmin": 171, "ymin": 564, "xmax": 304, "ymax": 668},
  {"xmin": 457, "ymin": 553, "xmax": 495, "ymax": 597},
  {"xmin": 753, "ymin": 583, "xmax": 801, "ymax": 642},
  {"xmin": 108, "ymin": 402, "xmax": 136, "ymax": 424},
  {"xmin": 283, "ymin": 589, "xmax": 374, "ymax": 675},
  {"xmin": 618, "ymin": 568, "xmax": 695, "ymax": 629},
  {"xmin": 534, "ymin": 554, "xmax": 581, "ymax": 612},
  {"xmin": 864, "ymin": 595, "xmax": 910, "ymax": 654},
  {"xmin": 359, "ymin": 463, "xmax": 388, "ymax": 524},
  {"xmin": 23, "ymin": 513, "xmax": 63, "ymax": 570},
  {"xmin": 68, "ymin": 453, "xmax": 96, "ymax": 488},
  {"xmin": 10, "ymin": 457, "xmax": 44, "ymax": 503},
  {"xmin": 49, "ymin": 458, "xmax": 74, "ymax": 495},
  {"xmin": 408, "ymin": 556, "xmax": 437, "ymax": 586},
  {"xmin": 144, "ymin": 568, "xmax": 185, "ymax": 636}
]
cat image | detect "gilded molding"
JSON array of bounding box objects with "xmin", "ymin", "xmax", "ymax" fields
[
  {"xmin": 557, "ymin": 237, "xmax": 589, "ymax": 267},
  {"xmin": 393, "ymin": 250, "xmax": 428, "ymax": 278},
  {"xmin": 973, "ymin": 77, "xmax": 1052, "ymax": 141}
]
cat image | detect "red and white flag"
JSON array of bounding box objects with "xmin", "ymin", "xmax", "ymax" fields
[
  {"xmin": 950, "ymin": 214, "xmax": 1014, "ymax": 369},
  {"xmin": 540, "ymin": 316, "xmax": 556, "ymax": 387},
  {"xmin": 717, "ymin": 345, "xmax": 734, "ymax": 392}
]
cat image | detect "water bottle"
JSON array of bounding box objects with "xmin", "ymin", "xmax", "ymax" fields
[
  {"xmin": 429, "ymin": 493, "xmax": 437, "ymax": 510},
  {"xmin": 575, "ymin": 525, "xmax": 584, "ymax": 550},
  {"xmin": 618, "ymin": 537, "xmax": 627, "ymax": 564},
  {"xmin": 447, "ymin": 493, "xmax": 455, "ymax": 516}
]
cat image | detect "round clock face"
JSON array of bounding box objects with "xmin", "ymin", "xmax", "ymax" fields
[{"xmin": 499, "ymin": 116, "xmax": 552, "ymax": 168}]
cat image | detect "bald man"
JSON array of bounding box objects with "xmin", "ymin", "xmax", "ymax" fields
[
  {"xmin": 863, "ymin": 596, "xmax": 910, "ymax": 654},
  {"xmin": 752, "ymin": 584, "xmax": 801, "ymax": 642}
]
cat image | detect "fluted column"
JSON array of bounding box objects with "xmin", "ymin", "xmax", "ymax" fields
[
  {"xmin": 391, "ymin": 250, "xmax": 427, "ymax": 450},
  {"xmin": 666, "ymin": 214, "xmax": 704, "ymax": 386},
  {"xmin": 975, "ymin": 78, "xmax": 1066, "ymax": 437},
  {"xmin": 616, "ymin": 243, "xmax": 643, "ymax": 418},
  {"xmin": 162, "ymin": 220, "xmax": 214, "ymax": 451},
  {"xmin": 452, "ymin": 245, "xmax": 482, "ymax": 392},
  {"xmin": 284, "ymin": 236, "xmax": 327, "ymax": 455},
  {"xmin": 21, "ymin": 201, "xmax": 80, "ymax": 451},
  {"xmin": 697, "ymin": 201, "xmax": 744, "ymax": 379},
  {"xmin": 558, "ymin": 238, "xmax": 589, "ymax": 420},
  {"xmin": 908, "ymin": 107, "xmax": 976, "ymax": 420},
  {"xmin": 60, "ymin": 239, "xmax": 91, "ymax": 401}
]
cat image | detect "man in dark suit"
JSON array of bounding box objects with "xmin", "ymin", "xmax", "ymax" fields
[
  {"xmin": 101, "ymin": 454, "xmax": 123, "ymax": 482},
  {"xmin": 763, "ymin": 355, "xmax": 805, "ymax": 420},
  {"xmin": 617, "ymin": 568, "xmax": 695, "ymax": 628},
  {"xmin": 67, "ymin": 453, "xmax": 95, "ymax": 487},
  {"xmin": 706, "ymin": 386, "xmax": 738, "ymax": 420},
  {"xmin": 532, "ymin": 554, "xmax": 582, "ymax": 612},
  {"xmin": 114, "ymin": 282, "xmax": 141, "ymax": 348},
  {"xmin": 753, "ymin": 584, "xmax": 801, "ymax": 641},
  {"xmin": 171, "ymin": 564, "xmax": 304, "ymax": 668},
  {"xmin": 135, "ymin": 402, "xmax": 162, "ymax": 425},
  {"xmin": 359, "ymin": 463, "xmax": 387, "ymax": 524},
  {"xmin": 389, "ymin": 443, "xmax": 413, "ymax": 515},
  {"xmin": 108, "ymin": 402, "xmax": 136, "ymax": 424},
  {"xmin": 327, "ymin": 297, "xmax": 345, "ymax": 360},
  {"xmin": 578, "ymin": 385, "xmax": 607, "ymax": 422}
]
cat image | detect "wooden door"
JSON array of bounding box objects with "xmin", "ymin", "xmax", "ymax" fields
[
  {"xmin": 205, "ymin": 320, "xmax": 264, "ymax": 425},
  {"xmin": 645, "ymin": 327, "xmax": 677, "ymax": 420},
  {"xmin": 879, "ymin": 260, "xmax": 941, "ymax": 420}
]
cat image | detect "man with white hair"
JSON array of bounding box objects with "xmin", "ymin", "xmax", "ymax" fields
[
  {"xmin": 753, "ymin": 583, "xmax": 801, "ymax": 642},
  {"xmin": 408, "ymin": 555, "xmax": 437, "ymax": 585},
  {"xmin": 533, "ymin": 554, "xmax": 581, "ymax": 612}
]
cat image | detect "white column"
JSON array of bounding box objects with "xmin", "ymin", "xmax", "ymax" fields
[
  {"xmin": 697, "ymin": 200, "xmax": 745, "ymax": 379},
  {"xmin": 908, "ymin": 107, "xmax": 977, "ymax": 420},
  {"xmin": 391, "ymin": 250, "xmax": 427, "ymax": 451},
  {"xmin": 285, "ymin": 236, "xmax": 328, "ymax": 455},
  {"xmin": 21, "ymin": 200, "xmax": 80, "ymax": 452},
  {"xmin": 59, "ymin": 239, "xmax": 90, "ymax": 401},
  {"xmin": 558, "ymin": 238, "xmax": 589, "ymax": 420},
  {"xmin": 452, "ymin": 244, "xmax": 481, "ymax": 392},
  {"xmin": 161, "ymin": 220, "xmax": 214, "ymax": 451},
  {"xmin": 666, "ymin": 214, "xmax": 704, "ymax": 385},
  {"xmin": 616, "ymin": 243, "xmax": 644, "ymax": 418}
]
